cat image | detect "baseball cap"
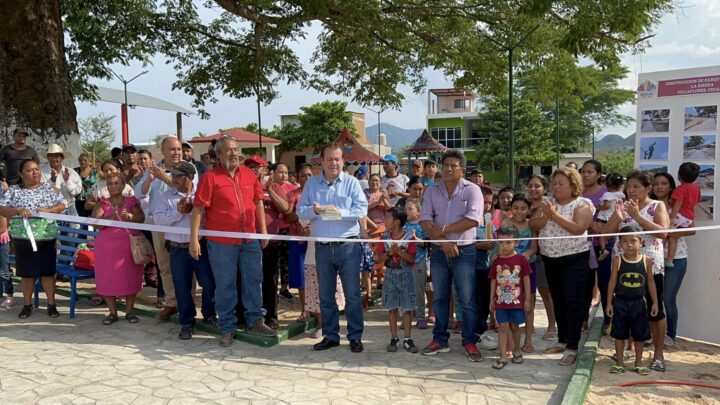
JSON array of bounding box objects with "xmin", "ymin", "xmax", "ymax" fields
[
  {"xmin": 13, "ymin": 128, "xmax": 30, "ymax": 136},
  {"xmin": 423, "ymin": 159, "xmax": 437, "ymax": 167},
  {"xmin": 181, "ymin": 141, "xmax": 193, "ymax": 149},
  {"xmin": 381, "ymin": 154, "xmax": 398, "ymax": 164},
  {"xmin": 170, "ymin": 161, "xmax": 197, "ymax": 176},
  {"xmin": 122, "ymin": 143, "xmax": 137, "ymax": 152},
  {"xmin": 244, "ymin": 155, "xmax": 268, "ymax": 167}
]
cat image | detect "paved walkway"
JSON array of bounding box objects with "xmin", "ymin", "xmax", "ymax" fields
[{"xmin": 0, "ymin": 293, "xmax": 574, "ymax": 404}]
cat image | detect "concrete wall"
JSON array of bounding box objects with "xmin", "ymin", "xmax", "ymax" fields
[{"xmin": 636, "ymin": 65, "xmax": 720, "ymax": 344}]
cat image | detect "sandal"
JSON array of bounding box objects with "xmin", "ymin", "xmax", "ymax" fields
[
  {"xmin": 18, "ymin": 305, "xmax": 32, "ymax": 319},
  {"xmin": 90, "ymin": 295, "xmax": 104, "ymax": 306},
  {"xmin": 492, "ymin": 358, "xmax": 509, "ymax": 370},
  {"xmin": 543, "ymin": 344, "xmax": 566, "ymax": 354},
  {"xmin": 649, "ymin": 359, "xmax": 666, "ymax": 372},
  {"xmin": 521, "ymin": 344, "xmax": 535, "ymax": 353},
  {"xmin": 296, "ymin": 312, "xmax": 309, "ymax": 324},
  {"xmin": 103, "ymin": 314, "xmax": 119, "ymax": 325},
  {"xmin": 610, "ymin": 364, "xmax": 625, "ymax": 374},
  {"xmin": 125, "ymin": 313, "xmax": 140, "ymax": 323},
  {"xmin": 542, "ymin": 329, "xmax": 558, "ymax": 341},
  {"xmin": 558, "ymin": 351, "xmax": 578, "ymax": 366},
  {"xmin": 634, "ymin": 366, "xmax": 650, "ymax": 376},
  {"xmin": 47, "ymin": 304, "xmax": 60, "ymax": 318},
  {"xmin": 512, "ymin": 353, "xmax": 524, "ymax": 364}
]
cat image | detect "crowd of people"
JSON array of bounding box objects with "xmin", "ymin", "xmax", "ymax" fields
[{"xmin": 0, "ymin": 127, "xmax": 700, "ymax": 373}]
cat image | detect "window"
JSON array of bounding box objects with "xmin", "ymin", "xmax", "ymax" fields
[
  {"xmin": 454, "ymin": 99, "xmax": 465, "ymax": 109},
  {"xmin": 431, "ymin": 127, "xmax": 462, "ymax": 149}
]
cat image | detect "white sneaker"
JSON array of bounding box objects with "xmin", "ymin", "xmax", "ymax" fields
[
  {"xmin": 1, "ymin": 296, "xmax": 15, "ymax": 309},
  {"xmin": 478, "ymin": 332, "xmax": 498, "ymax": 350}
]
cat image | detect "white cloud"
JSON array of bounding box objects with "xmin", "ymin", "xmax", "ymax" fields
[{"xmin": 648, "ymin": 41, "xmax": 720, "ymax": 58}]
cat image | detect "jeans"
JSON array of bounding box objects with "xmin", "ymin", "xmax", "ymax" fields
[
  {"xmin": 315, "ymin": 242, "xmax": 363, "ymax": 342},
  {"xmin": 207, "ymin": 240, "xmax": 264, "ymax": 333},
  {"xmin": 475, "ymin": 267, "xmax": 491, "ymax": 335},
  {"xmin": 411, "ymin": 259, "xmax": 427, "ymax": 320},
  {"xmin": 594, "ymin": 243, "xmax": 613, "ymax": 326},
  {"xmin": 0, "ymin": 242, "xmax": 12, "ymax": 297},
  {"xmin": 543, "ymin": 251, "xmax": 589, "ymax": 351},
  {"xmin": 664, "ymin": 258, "xmax": 687, "ymax": 340},
  {"xmin": 262, "ymin": 241, "xmax": 284, "ymax": 321},
  {"xmin": 169, "ymin": 241, "xmax": 216, "ymax": 327},
  {"xmin": 430, "ymin": 244, "xmax": 478, "ymax": 346}
]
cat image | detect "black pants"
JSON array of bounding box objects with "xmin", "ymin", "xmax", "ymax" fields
[
  {"xmin": 475, "ymin": 267, "xmax": 491, "ymax": 335},
  {"xmin": 262, "ymin": 241, "xmax": 288, "ymax": 321},
  {"xmin": 542, "ymin": 251, "xmax": 590, "ymax": 351}
]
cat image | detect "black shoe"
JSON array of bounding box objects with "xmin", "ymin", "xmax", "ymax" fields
[
  {"xmin": 179, "ymin": 326, "xmax": 193, "ymax": 340},
  {"xmin": 47, "ymin": 304, "xmax": 60, "ymax": 318},
  {"xmin": 350, "ymin": 339, "xmax": 364, "ymax": 353},
  {"xmin": 279, "ymin": 289, "xmax": 294, "ymax": 302},
  {"xmin": 387, "ymin": 338, "xmax": 399, "ymax": 352},
  {"xmin": 202, "ymin": 316, "xmax": 219, "ymax": 328},
  {"xmin": 313, "ymin": 338, "xmax": 340, "ymax": 351}
]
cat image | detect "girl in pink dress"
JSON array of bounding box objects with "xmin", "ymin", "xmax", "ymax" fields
[{"xmin": 91, "ymin": 174, "xmax": 146, "ymax": 325}]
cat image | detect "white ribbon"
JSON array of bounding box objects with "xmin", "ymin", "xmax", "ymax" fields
[{"xmin": 30, "ymin": 212, "xmax": 720, "ymax": 244}]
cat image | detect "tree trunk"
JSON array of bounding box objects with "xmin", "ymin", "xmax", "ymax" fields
[{"xmin": 0, "ymin": 0, "xmax": 81, "ymax": 159}]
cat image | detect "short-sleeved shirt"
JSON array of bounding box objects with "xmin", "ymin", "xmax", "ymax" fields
[
  {"xmin": 75, "ymin": 167, "xmax": 100, "ymax": 201},
  {"xmin": 476, "ymin": 217, "xmax": 496, "ymax": 270},
  {"xmin": 613, "ymin": 200, "xmax": 665, "ymax": 275},
  {"xmin": 420, "ymin": 178, "xmax": 483, "ymax": 246},
  {"xmin": 376, "ymin": 230, "xmax": 416, "ymax": 270},
  {"xmin": 0, "ymin": 145, "xmax": 39, "ymax": 184},
  {"xmin": 538, "ymin": 197, "xmax": 594, "ymax": 258},
  {"xmin": 489, "ymin": 254, "xmax": 531, "ymax": 310},
  {"xmin": 403, "ymin": 221, "xmax": 427, "ymax": 262},
  {"xmin": 381, "ymin": 173, "xmax": 409, "ymax": 206},
  {"xmin": 420, "ymin": 176, "xmax": 435, "ymax": 188},
  {"xmin": 670, "ymin": 183, "xmax": 701, "ymax": 220},
  {"xmin": 365, "ymin": 189, "xmax": 388, "ymax": 227},
  {"xmin": 193, "ymin": 165, "xmax": 263, "ymax": 245},
  {"xmin": 286, "ymin": 186, "xmax": 305, "ymax": 236},
  {"xmin": 0, "ymin": 183, "xmax": 63, "ymax": 240},
  {"xmin": 263, "ymin": 181, "xmax": 297, "ymax": 234}
]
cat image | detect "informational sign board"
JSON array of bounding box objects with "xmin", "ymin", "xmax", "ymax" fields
[{"xmin": 636, "ymin": 66, "xmax": 720, "ymax": 344}]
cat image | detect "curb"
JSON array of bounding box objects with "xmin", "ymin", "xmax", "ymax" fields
[
  {"xmin": 13, "ymin": 277, "xmax": 317, "ymax": 347},
  {"xmin": 561, "ymin": 306, "xmax": 604, "ymax": 405}
]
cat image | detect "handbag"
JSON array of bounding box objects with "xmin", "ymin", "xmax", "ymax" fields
[
  {"xmin": 74, "ymin": 243, "xmax": 95, "ymax": 270},
  {"xmin": 112, "ymin": 201, "xmax": 154, "ymax": 265}
]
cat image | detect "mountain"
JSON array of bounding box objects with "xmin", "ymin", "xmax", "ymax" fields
[
  {"xmin": 365, "ymin": 124, "xmax": 424, "ymax": 151},
  {"xmin": 595, "ymin": 133, "xmax": 635, "ymax": 152}
]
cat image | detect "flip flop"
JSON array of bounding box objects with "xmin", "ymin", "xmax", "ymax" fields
[
  {"xmin": 558, "ymin": 351, "xmax": 577, "ymax": 366},
  {"xmin": 634, "ymin": 366, "xmax": 650, "ymax": 376},
  {"xmin": 521, "ymin": 344, "xmax": 534, "ymax": 353},
  {"xmin": 610, "ymin": 364, "xmax": 625, "ymax": 374},
  {"xmin": 492, "ymin": 358, "xmax": 509, "ymax": 369},
  {"xmin": 512, "ymin": 353, "xmax": 524, "ymax": 364},
  {"xmin": 542, "ymin": 330, "xmax": 558, "ymax": 341},
  {"xmin": 90, "ymin": 295, "xmax": 104, "ymax": 306}
]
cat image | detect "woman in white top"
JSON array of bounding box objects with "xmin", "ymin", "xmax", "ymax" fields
[{"xmin": 537, "ymin": 167, "xmax": 595, "ymax": 366}]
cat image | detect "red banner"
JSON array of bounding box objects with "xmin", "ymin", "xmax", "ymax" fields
[{"xmin": 658, "ymin": 75, "xmax": 720, "ymax": 97}]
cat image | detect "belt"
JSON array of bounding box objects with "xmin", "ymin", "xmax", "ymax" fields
[
  {"xmin": 166, "ymin": 238, "xmax": 204, "ymax": 249},
  {"xmin": 317, "ymin": 235, "xmax": 359, "ymax": 246}
]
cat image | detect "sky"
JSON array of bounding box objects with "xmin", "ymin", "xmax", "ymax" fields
[{"xmin": 76, "ymin": 1, "xmax": 720, "ymax": 147}]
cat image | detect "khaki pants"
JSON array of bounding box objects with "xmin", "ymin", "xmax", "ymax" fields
[{"xmin": 152, "ymin": 231, "xmax": 175, "ymax": 307}]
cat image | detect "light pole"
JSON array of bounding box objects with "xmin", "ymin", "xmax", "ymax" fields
[
  {"xmin": 483, "ymin": 24, "xmax": 539, "ymax": 188},
  {"xmin": 110, "ymin": 69, "xmax": 148, "ymax": 145},
  {"xmin": 257, "ymin": 94, "xmax": 263, "ymax": 159},
  {"xmin": 555, "ymin": 97, "xmax": 561, "ymax": 168},
  {"xmin": 367, "ymin": 107, "xmax": 386, "ymax": 173}
]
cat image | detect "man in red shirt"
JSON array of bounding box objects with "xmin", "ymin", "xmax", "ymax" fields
[{"xmin": 190, "ymin": 136, "xmax": 276, "ymax": 347}]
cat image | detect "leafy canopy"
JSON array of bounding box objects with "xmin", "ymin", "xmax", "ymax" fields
[{"xmin": 274, "ymin": 100, "xmax": 357, "ymax": 154}]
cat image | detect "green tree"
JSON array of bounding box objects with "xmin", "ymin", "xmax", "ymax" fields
[
  {"xmin": 275, "ymin": 101, "xmax": 357, "ymax": 154},
  {"xmin": 685, "ymin": 136, "xmax": 705, "ymax": 149},
  {"xmin": 598, "ymin": 148, "xmax": 635, "ymax": 176},
  {"xmin": 79, "ymin": 113, "xmax": 116, "ymax": 164}
]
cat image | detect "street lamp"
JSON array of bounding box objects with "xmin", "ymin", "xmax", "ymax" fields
[
  {"xmin": 257, "ymin": 94, "xmax": 263, "ymax": 159},
  {"xmin": 483, "ymin": 23, "xmax": 539, "ymax": 188},
  {"xmin": 367, "ymin": 107, "xmax": 386, "ymax": 168},
  {"xmin": 110, "ymin": 69, "xmax": 149, "ymax": 145}
]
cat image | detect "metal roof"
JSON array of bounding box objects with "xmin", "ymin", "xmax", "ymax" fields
[{"xmin": 96, "ymin": 86, "xmax": 194, "ymax": 115}]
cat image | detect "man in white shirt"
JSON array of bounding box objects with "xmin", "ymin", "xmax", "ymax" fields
[
  {"xmin": 134, "ymin": 137, "xmax": 198, "ymax": 320},
  {"xmin": 40, "ymin": 144, "xmax": 82, "ymax": 215},
  {"xmin": 152, "ymin": 161, "xmax": 216, "ymax": 340},
  {"xmin": 380, "ymin": 154, "xmax": 409, "ymax": 206}
]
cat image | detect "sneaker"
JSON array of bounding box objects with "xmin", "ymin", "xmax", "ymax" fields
[
  {"xmin": 387, "ymin": 338, "xmax": 399, "ymax": 352},
  {"xmin": 452, "ymin": 321, "xmax": 463, "ymax": 334},
  {"xmin": 421, "ymin": 341, "xmax": 450, "ymax": 356},
  {"xmin": 416, "ymin": 319, "xmax": 428, "ymax": 329},
  {"xmin": 219, "ymin": 332, "xmax": 235, "ymax": 347},
  {"xmin": 478, "ymin": 332, "xmax": 498, "ymax": 350},
  {"xmin": 246, "ymin": 318, "xmax": 278, "ymax": 337},
  {"xmin": 597, "ymin": 249, "xmax": 609, "ymax": 261},
  {"xmin": 464, "ymin": 343, "xmax": 483, "ymax": 362},
  {"xmin": 1, "ymin": 296, "xmax": 15, "ymax": 309},
  {"xmin": 202, "ymin": 316, "xmax": 219, "ymax": 328},
  {"xmin": 403, "ymin": 338, "xmax": 419, "ymax": 353},
  {"xmin": 179, "ymin": 326, "xmax": 193, "ymax": 340},
  {"xmin": 278, "ymin": 289, "xmax": 294, "ymax": 302},
  {"xmin": 664, "ymin": 335, "xmax": 675, "ymax": 348}
]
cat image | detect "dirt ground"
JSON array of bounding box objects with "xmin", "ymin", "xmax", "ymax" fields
[{"xmin": 586, "ymin": 333, "xmax": 720, "ymax": 404}]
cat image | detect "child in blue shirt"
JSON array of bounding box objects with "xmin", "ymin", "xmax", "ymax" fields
[
  {"xmin": 402, "ymin": 199, "xmax": 432, "ymax": 329},
  {"xmin": 475, "ymin": 186, "xmax": 497, "ymax": 349}
]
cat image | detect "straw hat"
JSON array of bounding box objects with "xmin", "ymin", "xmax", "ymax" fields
[{"xmin": 45, "ymin": 144, "xmax": 71, "ymax": 159}]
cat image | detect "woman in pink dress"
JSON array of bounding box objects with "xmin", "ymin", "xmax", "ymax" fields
[{"xmin": 91, "ymin": 174, "xmax": 146, "ymax": 325}]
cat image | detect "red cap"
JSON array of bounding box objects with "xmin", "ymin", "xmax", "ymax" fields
[{"xmin": 243, "ymin": 155, "xmax": 268, "ymax": 167}]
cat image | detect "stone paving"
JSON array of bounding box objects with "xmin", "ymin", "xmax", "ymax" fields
[{"xmin": 0, "ymin": 293, "xmax": 575, "ymax": 404}]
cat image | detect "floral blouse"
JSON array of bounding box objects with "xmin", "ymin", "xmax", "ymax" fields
[
  {"xmin": 538, "ymin": 197, "xmax": 594, "ymax": 258},
  {"xmin": 75, "ymin": 167, "xmax": 99, "ymax": 201},
  {"xmin": 0, "ymin": 183, "xmax": 63, "ymax": 240},
  {"xmin": 612, "ymin": 200, "xmax": 665, "ymax": 275}
]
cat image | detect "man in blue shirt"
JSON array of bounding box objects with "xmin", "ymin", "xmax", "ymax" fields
[{"xmin": 297, "ymin": 142, "xmax": 368, "ymax": 352}]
